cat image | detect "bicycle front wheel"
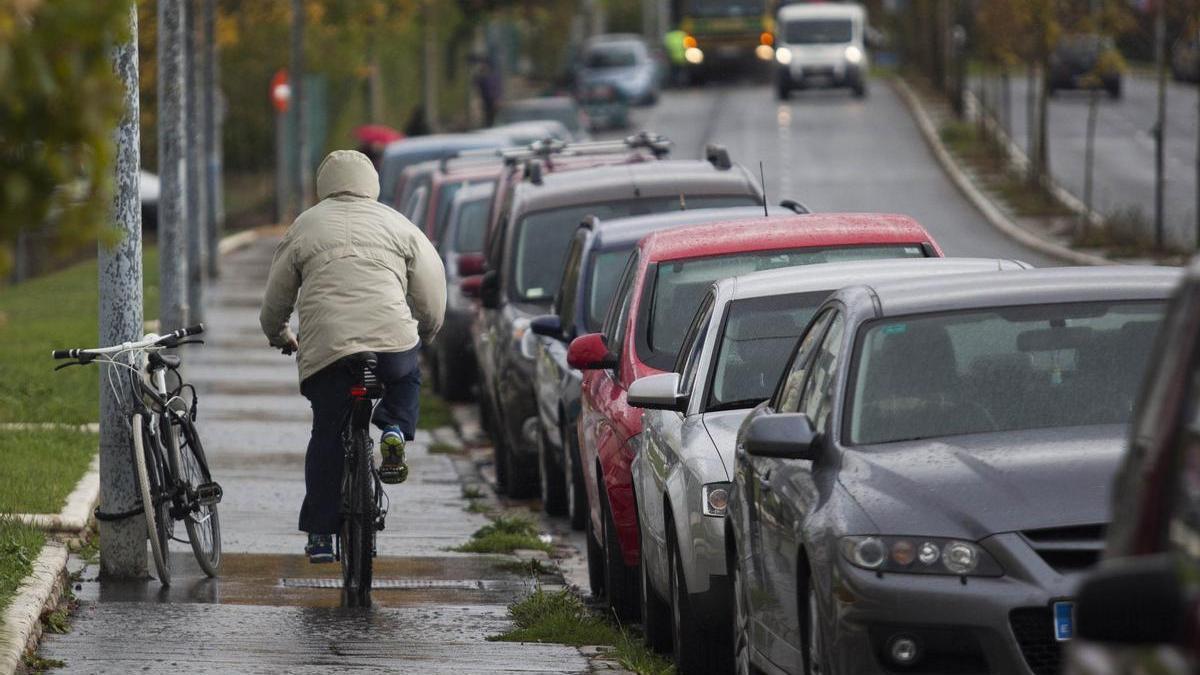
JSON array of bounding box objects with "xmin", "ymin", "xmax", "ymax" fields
[
  {"xmin": 132, "ymin": 413, "xmax": 171, "ymax": 585},
  {"xmin": 173, "ymin": 415, "xmax": 221, "ymax": 577}
]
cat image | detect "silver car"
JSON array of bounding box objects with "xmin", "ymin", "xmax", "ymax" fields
[{"xmin": 628, "ymin": 257, "xmax": 1031, "ymax": 673}]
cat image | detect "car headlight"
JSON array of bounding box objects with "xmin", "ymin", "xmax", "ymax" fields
[
  {"xmin": 702, "ymin": 482, "xmax": 731, "ymax": 517},
  {"xmin": 685, "ymin": 47, "xmax": 704, "ymax": 64},
  {"xmin": 844, "ymin": 45, "xmax": 863, "ymax": 64},
  {"xmin": 839, "ymin": 536, "xmax": 1003, "ymax": 576},
  {"xmin": 775, "ymin": 47, "xmax": 792, "ymax": 65}
]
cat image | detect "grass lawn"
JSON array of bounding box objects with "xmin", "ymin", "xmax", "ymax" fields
[
  {"xmin": 0, "ymin": 429, "xmax": 97, "ymax": 514},
  {"xmin": 0, "ymin": 517, "xmax": 45, "ymax": 616},
  {"xmin": 0, "ymin": 248, "xmax": 159, "ymax": 424}
]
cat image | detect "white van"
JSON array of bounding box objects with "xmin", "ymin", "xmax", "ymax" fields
[{"xmin": 773, "ymin": 2, "xmax": 868, "ymax": 99}]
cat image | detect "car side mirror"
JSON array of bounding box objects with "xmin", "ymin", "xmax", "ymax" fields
[
  {"xmin": 567, "ymin": 332, "xmax": 617, "ymax": 370},
  {"xmin": 460, "ymin": 275, "xmax": 482, "ymax": 299},
  {"xmin": 744, "ymin": 413, "xmax": 819, "ymax": 460},
  {"xmin": 1076, "ymin": 554, "xmax": 1186, "ymax": 645},
  {"xmin": 480, "ymin": 270, "xmax": 500, "ymax": 309},
  {"xmin": 530, "ymin": 314, "xmax": 566, "ymax": 341},
  {"xmin": 627, "ymin": 372, "xmax": 686, "ymax": 412},
  {"xmin": 457, "ymin": 252, "xmax": 486, "ymax": 277}
]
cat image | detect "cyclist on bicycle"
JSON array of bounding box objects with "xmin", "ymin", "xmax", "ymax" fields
[{"xmin": 259, "ymin": 149, "xmax": 446, "ymax": 563}]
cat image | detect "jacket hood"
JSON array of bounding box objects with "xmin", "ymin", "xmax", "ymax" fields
[{"xmin": 316, "ymin": 150, "xmax": 379, "ymax": 201}]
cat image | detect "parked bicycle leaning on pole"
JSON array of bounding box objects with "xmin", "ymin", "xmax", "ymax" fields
[{"xmin": 259, "ymin": 149, "xmax": 446, "ymax": 566}]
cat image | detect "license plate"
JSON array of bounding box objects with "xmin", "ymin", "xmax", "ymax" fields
[{"xmin": 1053, "ymin": 601, "xmax": 1075, "ymax": 641}]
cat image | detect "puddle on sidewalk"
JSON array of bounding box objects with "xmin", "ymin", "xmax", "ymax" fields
[{"xmin": 75, "ymin": 553, "xmax": 554, "ymax": 610}]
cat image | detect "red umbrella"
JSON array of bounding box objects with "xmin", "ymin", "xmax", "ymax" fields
[{"xmin": 353, "ymin": 124, "xmax": 403, "ymax": 145}]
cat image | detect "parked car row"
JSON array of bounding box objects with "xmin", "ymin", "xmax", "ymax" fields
[{"xmin": 383, "ymin": 124, "xmax": 1196, "ymax": 674}]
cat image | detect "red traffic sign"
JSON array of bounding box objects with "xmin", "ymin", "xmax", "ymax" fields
[{"xmin": 271, "ymin": 69, "xmax": 290, "ymax": 113}]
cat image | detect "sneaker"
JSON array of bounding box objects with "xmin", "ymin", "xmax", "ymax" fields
[
  {"xmin": 379, "ymin": 427, "xmax": 409, "ymax": 485},
  {"xmin": 305, "ymin": 533, "xmax": 334, "ymax": 564}
]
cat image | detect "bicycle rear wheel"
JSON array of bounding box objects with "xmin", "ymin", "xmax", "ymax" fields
[
  {"xmin": 132, "ymin": 413, "xmax": 171, "ymax": 585},
  {"xmin": 172, "ymin": 415, "xmax": 221, "ymax": 577},
  {"xmin": 339, "ymin": 428, "xmax": 375, "ymax": 606}
]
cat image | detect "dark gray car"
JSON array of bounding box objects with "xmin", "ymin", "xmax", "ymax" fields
[{"xmin": 727, "ymin": 266, "xmax": 1179, "ymax": 675}]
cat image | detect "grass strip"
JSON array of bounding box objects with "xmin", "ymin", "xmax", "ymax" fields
[
  {"xmin": 418, "ymin": 386, "xmax": 454, "ymax": 430},
  {"xmin": 0, "ymin": 429, "xmax": 97, "ymax": 514},
  {"xmin": 0, "ymin": 248, "xmax": 159, "ymax": 424},
  {"xmin": 491, "ymin": 588, "xmax": 674, "ymax": 675},
  {"xmin": 453, "ymin": 515, "xmax": 553, "ymax": 554},
  {"xmin": 0, "ymin": 516, "xmax": 45, "ymax": 616}
]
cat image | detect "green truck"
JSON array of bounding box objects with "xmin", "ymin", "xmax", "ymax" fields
[{"xmin": 671, "ymin": 0, "xmax": 776, "ymax": 80}]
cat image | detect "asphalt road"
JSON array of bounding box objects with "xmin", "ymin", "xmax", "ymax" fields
[
  {"xmin": 633, "ymin": 80, "xmax": 1061, "ymax": 266},
  {"xmin": 979, "ymin": 73, "xmax": 1198, "ymax": 249}
]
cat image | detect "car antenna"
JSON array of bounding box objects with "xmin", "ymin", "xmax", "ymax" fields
[{"xmin": 758, "ymin": 161, "xmax": 768, "ymax": 217}]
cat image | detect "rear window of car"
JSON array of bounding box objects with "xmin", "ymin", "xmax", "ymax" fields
[
  {"xmin": 509, "ymin": 195, "xmax": 760, "ymax": 304},
  {"xmin": 784, "ymin": 19, "xmax": 853, "ymax": 44},
  {"xmin": 640, "ymin": 244, "xmax": 926, "ymax": 369},
  {"xmin": 585, "ymin": 45, "xmax": 640, "ymax": 68},
  {"xmin": 453, "ymin": 197, "xmax": 491, "ymax": 253}
]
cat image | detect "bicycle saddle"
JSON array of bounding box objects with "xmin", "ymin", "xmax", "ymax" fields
[{"xmin": 341, "ymin": 352, "xmax": 378, "ymax": 371}]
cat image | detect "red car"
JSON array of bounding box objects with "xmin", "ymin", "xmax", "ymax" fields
[{"xmin": 567, "ymin": 213, "xmax": 943, "ymax": 616}]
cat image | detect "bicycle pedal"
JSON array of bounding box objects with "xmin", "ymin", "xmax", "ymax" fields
[{"xmin": 195, "ymin": 482, "xmax": 223, "ymax": 506}]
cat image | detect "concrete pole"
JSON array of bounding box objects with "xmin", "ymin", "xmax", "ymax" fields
[
  {"xmin": 203, "ymin": 0, "xmax": 221, "ymax": 278},
  {"xmin": 185, "ymin": 0, "xmax": 206, "ymax": 323},
  {"xmin": 290, "ymin": 0, "xmax": 310, "ymax": 214},
  {"xmin": 100, "ymin": 2, "xmax": 147, "ymax": 579},
  {"xmin": 159, "ymin": 0, "xmax": 188, "ymax": 330},
  {"xmin": 1153, "ymin": 3, "xmax": 1167, "ymax": 249}
]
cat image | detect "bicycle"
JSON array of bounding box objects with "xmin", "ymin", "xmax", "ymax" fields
[{"xmin": 53, "ymin": 324, "xmax": 222, "ymax": 585}]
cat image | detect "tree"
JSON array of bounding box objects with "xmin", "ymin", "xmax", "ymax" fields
[{"xmin": 0, "ymin": 1, "xmax": 133, "ymax": 276}]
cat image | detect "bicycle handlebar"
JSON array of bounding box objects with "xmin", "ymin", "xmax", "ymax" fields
[{"xmin": 51, "ymin": 323, "xmax": 206, "ymax": 359}]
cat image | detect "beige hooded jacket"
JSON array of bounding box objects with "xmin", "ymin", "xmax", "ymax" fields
[{"xmin": 259, "ymin": 150, "xmax": 446, "ymax": 382}]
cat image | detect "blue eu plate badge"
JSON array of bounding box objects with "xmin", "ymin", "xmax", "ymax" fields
[{"xmin": 1053, "ymin": 601, "xmax": 1075, "ymax": 641}]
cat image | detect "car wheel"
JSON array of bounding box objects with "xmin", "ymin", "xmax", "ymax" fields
[
  {"xmin": 640, "ymin": 518, "xmax": 671, "ymax": 652},
  {"xmin": 437, "ymin": 343, "xmax": 475, "ymax": 402},
  {"xmin": 733, "ymin": 555, "xmax": 755, "ymax": 675},
  {"xmin": 585, "ymin": 500, "xmax": 606, "ymax": 598},
  {"xmin": 602, "ymin": 484, "xmax": 640, "ymax": 620},
  {"xmin": 565, "ymin": 430, "xmax": 587, "ymax": 531},
  {"xmin": 852, "ymin": 81, "xmax": 867, "ymax": 98},
  {"xmin": 803, "ymin": 575, "xmax": 825, "ymax": 675},
  {"xmin": 669, "ymin": 524, "xmax": 729, "ymax": 674},
  {"xmin": 538, "ymin": 424, "xmax": 567, "ymax": 515},
  {"xmin": 1106, "ymin": 77, "xmax": 1122, "ymax": 100},
  {"xmin": 504, "ymin": 447, "xmax": 540, "ymax": 499}
]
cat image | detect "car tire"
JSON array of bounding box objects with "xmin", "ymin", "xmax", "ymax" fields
[
  {"xmin": 669, "ymin": 524, "xmax": 731, "ymax": 674},
  {"xmin": 640, "ymin": 522, "xmax": 672, "ymax": 653},
  {"xmin": 504, "ymin": 448, "xmax": 540, "ymax": 499},
  {"xmin": 602, "ymin": 484, "xmax": 640, "ymax": 621},
  {"xmin": 801, "ymin": 568, "xmax": 825, "ymax": 675},
  {"xmin": 565, "ymin": 430, "xmax": 588, "ymax": 531},
  {"xmin": 852, "ymin": 81, "xmax": 867, "ymax": 98},
  {"xmin": 1106, "ymin": 77, "xmax": 1122, "ymax": 100},
  {"xmin": 732, "ymin": 553, "xmax": 756, "ymax": 675},
  {"xmin": 538, "ymin": 424, "xmax": 567, "ymax": 515},
  {"xmin": 585, "ymin": 500, "xmax": 606, "ymax": 598},
  {"xmin": 436, "ymin": 343, "xmax": 475, "ymax": 402},
  {"xmin": 775, "ymin": 79, "xmax": 790, "ymax": 101}
]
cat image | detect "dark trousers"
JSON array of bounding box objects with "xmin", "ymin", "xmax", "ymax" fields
[{"xmin": 298, "ymin": 347, "xmax": 421, "ymax": 534}]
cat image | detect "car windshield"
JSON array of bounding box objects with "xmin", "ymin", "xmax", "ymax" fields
[
  {"xmin": 511, "ymin": 195, "xmax": 759, "ymax": 303},
  {"xmin": 685, "ymin": 0, "xmax": 764, "ymax": 18},
  {"xmin": 587, "ymin": 249, "xmax": 634, "ymax": 331},
  {"xmin": 708, "ymin": 292, "xmax": 829, "ymax": 411},
  {"xmin": 496, "ymin": 103, "xmax": 581, "ymax": 133},
  {"xmin": 453, "ymin": 197, "xmax": 490, "ymax": 253},
  {"xmin": 585, "ymin": 45, "xmax": 640, "ymax": 68},
  {"xmin": 848, "ymin": 301, "xmax": 1165, "ymax": 445},
  {"xmin": 646, "ymin": 245, "xmax": 926, "ymax": 365},
  {"xmin": 784, "ymin": 19, "xmax": 854, "ymax": 45}
]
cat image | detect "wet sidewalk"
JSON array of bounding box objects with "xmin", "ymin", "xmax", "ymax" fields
[{"xmin": 37, "ymin": 237, "xmax": 589, "ymax": 673}]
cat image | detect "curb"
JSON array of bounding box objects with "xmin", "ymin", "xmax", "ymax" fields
[
  {"xmin": 15, "ymin": 455, "xmax": 99, "ymax": 534},
  {"xmin": 0, "ymin": 542, "xmax": 69, "ymax": 675},
  {"xmin": 891, "ymin": 78, "xmax": 1114, "ymax": 267}
]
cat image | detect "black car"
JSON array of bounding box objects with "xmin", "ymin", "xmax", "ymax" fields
[
  {"xmin": 528, "ymin": 205, "xmax": 804, "ymax": 523},
  {"xmin": 1049, "ymin": 34, "xmax": 1123, "ymax": 99},
  {"xmin": 473, "ymin": 153, "xmax": 763, "ymax": 498},
  {"xmin": 1069, "ymin": 261, "xmax": 1200, "ymax": 675},
  {"xmin": 727, "ymin": 266, "xmax": 1178, "ymax": 674}
]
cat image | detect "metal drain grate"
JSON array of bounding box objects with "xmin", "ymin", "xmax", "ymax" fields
[{"xmin": 280, "ymin": 578, "xmax": 522, "ymax": 590}]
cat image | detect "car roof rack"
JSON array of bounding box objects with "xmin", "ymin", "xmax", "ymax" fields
[
  {"xmin": 705, "ymin": 144, "xmax": 732, "ymax": 170},
  {"xmin": 780, "ymin": 199, "xmax": 811, "ymax": 214},
  {"xmin": 440, "ymin": 131, "xmax": 673, "ymax": 172}
]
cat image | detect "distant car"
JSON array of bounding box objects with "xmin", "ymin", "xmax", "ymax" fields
[
  {"xmin": 493, "ymin": 97, "xmax": 591, "ymax": 141},
  {"xmin": 429, "ymin": 182, "xmax": 495, "ymax": 401},
  {"xmin": 568, "ymin": 213, "xmax": 943, "ymax": 625},
  {"xmin": 728, "ymin": 266, "xmax": 1177, "ymax": 675},
  {"xmin": 1049, "ymin": 34, "xmax": 1123, "ymax": 98},
  {"xmin": 629, "ymin": 257, "xmax": 1029, "ymax": 672},
  {"xmin": 528, "ymin": 206, "xmax": 803, "ymax": 524},
  {"xmin": 377, "ymin": 133, "xmax": 512, "ymax": 206},
  {"xmin": 1069, "ymin": 261, "xmax": 1200, "ymax": 675},
  {"xmin": 1172, "ymin": 37, "xmax": 1200, "ymax": 83},
  {"xmin": 576, "ymin": 34, "xmax": 662, "ymax": 106},
  {"xmin": 471, "ymin": 149, "xmax": 762, "ymax": 502},
  {"xmin": 394, "ymin": 159, "xmax": 501, "ymax": 243},
  {"xmin": 483, "ymin": 120, "xmax": 573, "ymax": 145},
  {"xmin": 774, "ymin": 2, "xmax": 869, "ymax": 100}
]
